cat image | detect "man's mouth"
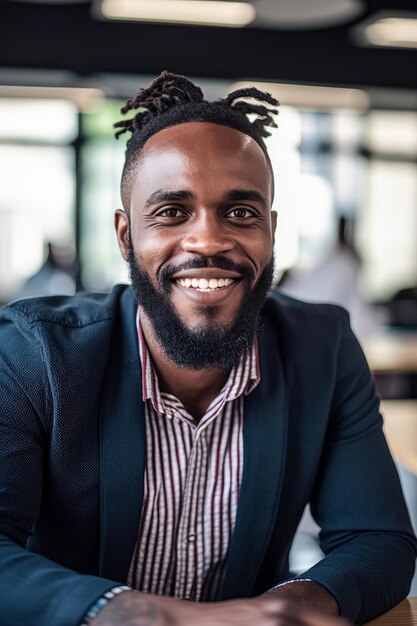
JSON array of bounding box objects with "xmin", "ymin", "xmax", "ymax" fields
[
  {"xmin": 174, "ymin": 277, "xmax": 237, "ymax": 292},
  {"xmin": 170, "ymin": 267, "xmax": 243, "ymax": 297}
]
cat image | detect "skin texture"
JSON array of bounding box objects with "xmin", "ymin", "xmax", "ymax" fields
[{"xmin": 108, "ymin": 122, "xmax": 348, "ymax": 625}]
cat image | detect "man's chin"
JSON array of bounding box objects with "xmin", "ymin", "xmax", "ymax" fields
[
  {"xmin": 169, "ymin": 278, "xmax": 246, "ymax": 324},
  {"xmin": 171, "ymin": 300, "xmax": 242, "ymax": 332}
]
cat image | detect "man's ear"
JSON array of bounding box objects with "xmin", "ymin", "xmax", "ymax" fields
[{"xmin": 115, "ymin": 209, "xmax": 129, "ymax": 261}]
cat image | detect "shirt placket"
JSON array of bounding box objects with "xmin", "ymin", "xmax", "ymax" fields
[{"xmin": 174, "ymin": 425, "xmax": 207, "ymax": 600}]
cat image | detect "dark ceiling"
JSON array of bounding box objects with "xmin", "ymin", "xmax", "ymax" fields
[{"xmin": 1, "ymin": 0, "xmax": 416, "ymax": 92}]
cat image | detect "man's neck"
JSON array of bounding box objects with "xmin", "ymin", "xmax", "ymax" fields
[{"xmin": 140, "ymin": 314, "xmax": 230, "ymax": 422}]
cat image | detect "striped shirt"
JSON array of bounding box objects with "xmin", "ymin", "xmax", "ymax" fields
[{"xmin": 127, "ymin": 309, "xmax": 260, "ymax": 601}]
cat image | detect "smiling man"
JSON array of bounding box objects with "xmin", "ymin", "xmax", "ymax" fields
[{"xmin": 0, "ymin": 72, "xmax": 416, "ymax": 626}]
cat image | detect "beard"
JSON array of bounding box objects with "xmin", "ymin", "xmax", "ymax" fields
[{"xmin": 127, "ymin": 233, "xmax": 274, "ymax": 370}]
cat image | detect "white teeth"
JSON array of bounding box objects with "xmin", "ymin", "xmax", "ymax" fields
[{"xmin": 176, "ymin": 277, "xmax": 235, "ymax": 291}]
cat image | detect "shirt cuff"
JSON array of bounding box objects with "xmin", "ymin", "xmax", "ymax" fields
[{"xmin": 262, "ymin": 577, "xmax": 314, "ymax": 595}]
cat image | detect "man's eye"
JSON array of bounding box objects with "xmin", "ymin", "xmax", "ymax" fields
[
  {"xmin": 226, "ymin": 207, "xmax": 255, "ymax": 219},
  {"xmin": 158, "ymin": 208, "xmax": 185, "ymax": 218}
]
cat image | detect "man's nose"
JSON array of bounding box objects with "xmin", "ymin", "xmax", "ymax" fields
[{"xmin": 181, "ymin": 213, "xmax": 235, "ymax": 256}]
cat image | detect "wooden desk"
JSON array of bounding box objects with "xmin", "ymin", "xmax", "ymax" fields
[
  {"xmin": 381, "ymin": 400, "xmax": 417, "ymax": 475},
  {"xmin": 366, "ymin": 598, "xmax": 417, "ymax": 625},
  {"xmin": 364, "ymin": 332, "xmax": 417, "ymax": 374}
]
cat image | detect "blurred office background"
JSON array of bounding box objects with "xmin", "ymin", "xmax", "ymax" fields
[
  {"xmin": 1, "ymin": 0, "xmax": 417, "ymax": 312},
  {"xmin": 1, "ymin": 0, "xmax": 417, "ymax": 586}
]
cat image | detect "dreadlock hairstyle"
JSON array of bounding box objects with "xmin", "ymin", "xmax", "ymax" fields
[{"xmin": 114, "ymin": 71, "xmax": 279, "ymax": 209}]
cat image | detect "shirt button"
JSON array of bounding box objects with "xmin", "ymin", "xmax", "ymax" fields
[{"xmin": 187, "ymin": 532, "xmax": 196, "ymax": 542}]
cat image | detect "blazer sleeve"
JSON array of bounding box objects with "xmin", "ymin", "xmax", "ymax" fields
[
  {"xmin": 295, "ymin": 310, "xmax": 417, "ymax": 624},
  {"xmin": 0, "ymin": 306, "xmax": 119, "ymax": 626}
]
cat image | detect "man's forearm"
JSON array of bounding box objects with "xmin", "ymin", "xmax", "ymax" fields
[
  {"xmin": 264, "ymin": 580, "xmax": 339, "ymax": 616},
  {"xmin": 89, "ymin": 585, "xmax": 349, "ymax": 626}
]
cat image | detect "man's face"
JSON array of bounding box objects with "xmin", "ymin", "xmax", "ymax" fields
[{"xmin": 116, "ymin": 121, "xmax": 277, "ymax": 369}]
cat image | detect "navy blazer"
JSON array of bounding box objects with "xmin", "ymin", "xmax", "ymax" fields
[{"xmin": 0, "ymin": 285, "xmax": 415, "ymax": 626}]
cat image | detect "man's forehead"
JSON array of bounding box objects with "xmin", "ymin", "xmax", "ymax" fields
[
  {"xmin": 132, "ymin": 123, "xmax": 271, "ymax": 198},
  {"xmin": 126, "ymin": 121, "xmax": 274, "ymax": 210}
]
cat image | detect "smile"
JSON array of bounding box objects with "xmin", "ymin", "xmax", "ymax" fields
[
  {"xmin": 175, "ymin": 277, "xmax": 236, "ymax": 292},
  {"xmin": 172, "ymin": 275, "xmax": 242, "ymax": 306}
]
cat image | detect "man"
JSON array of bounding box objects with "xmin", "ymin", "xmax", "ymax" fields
[{"xmin": 0, "ymin": 71, "xmax": 415, "ymax": 626}]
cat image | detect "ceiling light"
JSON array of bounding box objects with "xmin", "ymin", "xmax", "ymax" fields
[
  {"xmin": 254, "ymin": 0, "xmax": 364, "ymax": 30},
  {"xmin": 232, "ymin": 81, "xmax": 369, "ymax": 111},
  {"xmin": 364, "ymin": 16, "xmax": 417, "ymax": 48},
  {"xmin": 99, "ymin": 0, "xmax": 256, "ymax": 27},
  {"xmin": 351, "ymin": 12, "xmax": 417, "ymax": 49}
]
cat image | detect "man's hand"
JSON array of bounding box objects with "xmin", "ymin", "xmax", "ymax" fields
[{"xmin": 90, "ymin": 588, "xmax": 352, "ymax": 626}]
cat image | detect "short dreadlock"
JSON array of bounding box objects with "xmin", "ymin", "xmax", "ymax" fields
[{"xmin": 114, "ymin": 71, "xmax": 279, "ymax": 210}]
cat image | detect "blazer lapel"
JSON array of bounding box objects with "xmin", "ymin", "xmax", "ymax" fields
[
  {"xmin": 99, "ymin": 288, "xmax": 146, "ymax": 582},
  {"xmin": 221, "ymin": 315, "xmax": 288, "ymax": 599}
]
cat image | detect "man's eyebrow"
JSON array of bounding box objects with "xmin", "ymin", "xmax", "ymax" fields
[
  {"xmin": 144, "ymin": 189, "xmax": 267, "ymax": 209},
  {"xmin": 144, "ymin": 189, "xmax": 194, "ymax": 209},
  {"xmin": 225, "ymin": 189, "xmax": 267, "ymax": 209}
]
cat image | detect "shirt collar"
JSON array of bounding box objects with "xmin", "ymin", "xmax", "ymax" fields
[{"xmin": 136, "ymin": 307, "xmax": 261, "ymax": 415}]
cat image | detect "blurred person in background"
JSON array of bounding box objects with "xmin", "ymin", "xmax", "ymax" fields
[
  {"xmin": 278, "ymin": 217, "xmax": 377, "ymax": 342},
  {"xmin": 0, "ymin": 72, "xmax": 415, "ymax": 626},
  {"xmin": 19, "ymin": 241, "xmax": 77, "ymax": 299}
]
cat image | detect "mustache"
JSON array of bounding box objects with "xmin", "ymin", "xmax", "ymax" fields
[{"xmin": 159, "ymin": 256, "xmax": 255, "ymax": 288}]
